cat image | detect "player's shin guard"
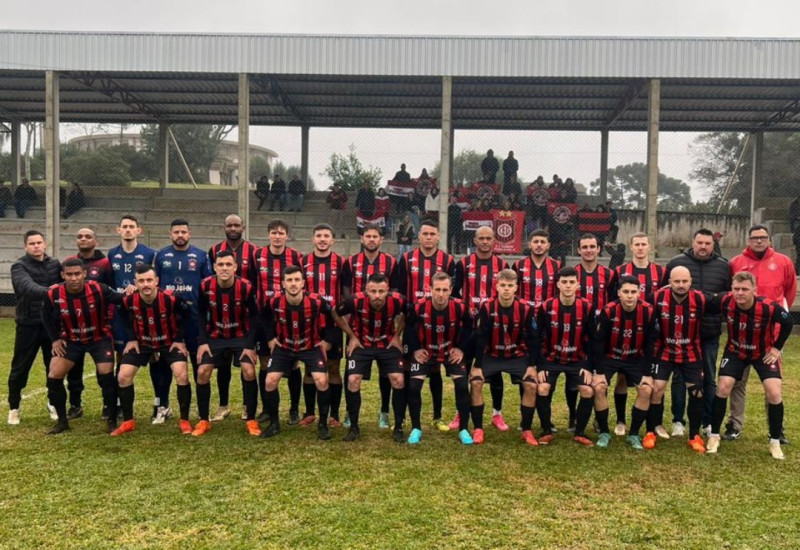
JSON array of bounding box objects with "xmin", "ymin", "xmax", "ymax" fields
[
  {"xmin": 98, "ymin": 372, "xmax": 118, "ymax": 419},
  {"xmin": 471, "ymin": 403, "xmax": 485, "ymax": 430},
  {"xmin": 614, "ymin": 393, "xmax": 628, "ymax": 425},
  {"xmin": 288, "ymin": 368, "xmax": 302, "ymax": 415},
  {"xmin": 176, "ymin": 383, "xmax": 191, "ymax": 421},
  {"xmin": 329, "ymin": 383, "xmax": 342, "ymax": 420},
  {"xmin": 454, "ymin": 377, "xmax": 471, "ymax": 432},
  {"xmin": 489, "ymin": 373, "xmax": 504, "ymax": 412},
  {"xmin": 316, "ymin": 387, "xmax": 331, "ymax": 426},
  {"xmin": 536, "ymin": 394, "xmax": 552, "ymax": 433},
  {"xmin": 216, "ymin": 364, "xmax": 231, "ymax": 408},
  {"xmin": 687, "ymin": 385, "xmax": 704, "ymax": 438},
  {"xmin": 119, "ymin": 384, "xmax": 135, "ymax": 421},
  {"xmin": 768, "ymin": 402, "xmax": 784, "ymax": 440},
  {"xmin": 47, "ymin": 378, "xmax": 68, "ymax": 422},
  {"xmin": 574, "ymin": 397, "xmax": 594, "ymax": 436},
  {"xmin": 596, "ymin": 408, "xmax": 610, "ymax": 434},
  {"xmin": 196, "ymin": 383, "xmax": 211, "ymax": 422},
  {"xmin": 303, "ymin": 381, "xmax": 316, "ymax": 416},
  {"xmin": 408, "ymin": 378, "xmax": 424, "ymax": 431},
  {"xmin": 521, "ymin": 405, "xmax": 535, "ymax": 432},
  {"xmin": 711, "ymin": 395, "xmax": 728, "ymax": 435},
  {"xmin": 630, "ymin": 406, "xmax": 648, "ymax": 436},
  {"xmin": 565, "ymin": 388, "xmax": 578, "ymax": 423},
  {"xmin": 243, "ymin": 379, "xmax": 258, "ymax": 421},
  {"xmin": 647, "ymin": 402, "xmax": 664, "ymax": 432},
  {"xmin": 429, "ymin": 369, "xmax": 443, "ymax": 419},
  {"xmin": 379, "ymin": 376, "xmax": 392, "ymax": 414},
  {"xmin": 345, "ymin": 388, "xmax": 361, "ymax": 429},
  {"xmin": 392, "ymin": 385, "xmax": 407, "ymax": 430}
]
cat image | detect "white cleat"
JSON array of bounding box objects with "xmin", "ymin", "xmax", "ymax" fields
[
  {"xmin": 670, "ymin": 422, "xmax": 685, "ymax": 437},
  {"xmin": 769, "ymin": 441, "xmax": 785, "ymax": 460},
  {"xmin": 151, "ymin": 406, "xmax": 171, "ymax": 425},
  {"xmin": 7, "ymin": 409, "xmax": 20, "ymax": 425},
  {"xmin": 655, "ymin": 425, "xmax": 671, "ymax": 439},
  {"xmin": 614, "ymin": 422, "xmax": 627, "ymax": 436},
  {"xmin": 211, "ymin": 406, "xmax": 231, "ymax": 422},
  {"xmin": 706, "ymin": 435, "xmax": 720, "ymax": 454}
]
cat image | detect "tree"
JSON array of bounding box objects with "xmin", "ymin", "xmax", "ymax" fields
[
  {"xmin": 431, "ymin": 149, "xmax": 484, "ymax": 187},
  {"xmin": 588, "ymin": 162, "xmax": 692, "ymax": 211},
  {"xmin": 140, "ymin": 124, "xmax": 233, "ymax": 183},
  {"xmin": 322, "ymin": 144, "xmax": 381, "ymax": 191},
  {"xmin": 61, "ymin": 145, "xmax": 131, "ymax": 186},
  {"xmin": 273, "ymin": 161, "xmax": 315, "ymax": 190},
  {"xmin": 249, "ymin": 155, "xmax": 271, "ymax": 184}
]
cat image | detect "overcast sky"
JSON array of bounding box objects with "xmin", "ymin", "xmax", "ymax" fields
[{"xmin": 5, "ymin": 0, "xmax": 797, "ymax": 199}]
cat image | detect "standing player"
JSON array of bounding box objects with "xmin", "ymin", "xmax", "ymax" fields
[
  {"xmin": 706, "ymin": 271, "xmax": 792, "ymax": 459},
  {"xmin": 335, "ymin": 273, "xmax": 407, "ymax": 442},
  {"xmin": 453, "ymin": 226, "xmax": 508, "ymax": 432},
  {"xmin": 470, "ymin": 269, "xmax": 539, "ymax": 446},
  {"xmin": 396, "ymin": 220, "xmax": 456, "ymax": 432},
  {"xmin": 406, "ymin": 272, "xmax": 473, "ymax": 444},
  {"xmin": 113, "ymin": 264, "xmax": 192, "ymax": 436},
  {"xmin": 646, "ymin": 266, "xmax": 709, "ymax": 453},
  {"xmin": 592, "ymin": 275, "xmax": 656, "ymax": 449},
  {"xmin": 254, "ymin": 219, "xmax": 304, "ymax": 425},
  {"xmin": 208, "ymin": 214, "xmax": 259, "ymax": 422},
  {"xmin": 260, "ymin": 266, "xmax": 334, "ymax": 441},
  {"xmin": 299, "ymin": 224, "xmax": 345, "ymax": 428},
  {"xmin": 192, "ymin": 251, "xmax": 261, "ymax": 437},
  {"xmin": 535, "ymin": 267, "xmax": 597, "ymax": 446},
  {"xmin": 155, "ymin": 219, "xmax": 212, "ymax": 423},
  {"xmin": 42, "ymin": 258, "xmax": 123, "ymax": 434},
  {"xmin": 514, "ymin": 230, "xmax": 562, "ymax": 312}
]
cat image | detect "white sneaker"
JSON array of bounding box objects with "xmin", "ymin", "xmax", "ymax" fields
[
  {"xmin": 211, "ymin": 406, "xmax": 231, "ymax": 422},
  {"xmin": 769, "ymin": 441, "xmax": 785, "ymax": 460},
  {"xmin": 671, "ymin": 422, "xmax": 685, "ymax": 437},
  {"xmin": 7, "ymin": 409, "xmax": 20, "ymax": 425},
  {"xmin": 654, "ymin": 425, "xmax": 671, "ymax": 439},
  {"xmin": 614, "ymin": 422, "xmax": 627, "ymax": 436},
  {"xmin": 47, "ymin": 403, "xmax": 58, "ymax": 421},
  {"xmin": 151, "ymin": 406, "xmax": 168, "ymax": 424},
  {"xmin": 706, "ymin": 435, "xmax": 721, "ymax": 454}
]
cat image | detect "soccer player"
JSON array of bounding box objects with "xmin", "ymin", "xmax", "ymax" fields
[
  {"xmin": 514, "ymin": 230, "xmax": 562, "ymax": 312},
  {"xmin": 592, "ymin": 275, "xmax": 656, "ymax": 450},
  {"xmin": 453, "ymin": 226, "xmax": 509, "ymax": 432},
  {"xmin": 340, "ymin": 224, "xmax": 398, "ymax": 428},
  {"xmin": 647, "ymin": 266, "xmax": 709, "ymax": 453},
  {"xmin": 706, "ymin": 271, "xmax": 792, "ymax": 459},
  {"xmin": 261, "ymin": 265, "xmax": 334, "ymax": 441},
  {"xmin": 406, "ymin": 272, "xmax": 473, "ymax": 444},
  {"xmin": 41, "ymin": 258, "xmax": 123, "ymax": 434},
  {"xmin": 299, "ymin": 224, "xmax": 345, "ymax": 428},
  {"xmin": 396, "ymin": 219, "xmax": 456, "ymax": 432},
  {"xmin": 207, "ymin": 214, "xmax": 259, "ymax": 422},
  {"xmin": 470, "ymin": 269, "xmax": 539, "ymax": 445},
  {"xmin": 154, "ymin": 219, "xmax": 212, "ymax": 423},
  {"xmin": 254, "ymin": 219, "xmax": 304, "ymax": 425},
  {"xmin": 335, "ymin": 273, "xmax": 407, "ymax": 443},
  {"xmin": 113, "ymin": 264, "xmax": 192, "ymax": 436},
  {"xmin": 192, "ymin": 251, "xmax": 261, "ymax": 437},
  {"xmin": 535, "ymin": 266, "xmax": 597, "ymax": 446}
]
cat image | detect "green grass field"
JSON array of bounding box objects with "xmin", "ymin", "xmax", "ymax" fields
[{"xmin": 1, "ymin": 317, "xmax": 798, "ymax": 549}]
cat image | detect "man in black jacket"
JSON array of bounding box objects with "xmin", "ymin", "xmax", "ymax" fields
[
  {"xmin": 664, "ymin": 228, "xmax": 731, "ymax": 438},
  {"xmin": 7, "ymin": 230, "xmax": 72, "ymax": 425}
]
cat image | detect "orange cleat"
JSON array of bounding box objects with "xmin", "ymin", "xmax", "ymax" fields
[
  {"xmin": 110, "ymin": 419, "xmax": 135, "ymax": 437},
  {"xmin": 643, "ymin": 432, "xmax": 657, "ymax": 449},
  {"xmin": 191, "ymin": 420, "xmax": 211, "ymax": 437},
  {"xmin": 246, "ymin": 419, "xmax": 262, "ymax": 436},
  {"xmin": 179, "ymin": 419, "xmax": 193, "ymax": 435},
  {"xmin": 520, "ymin": 430, "xmax": 539, "ymax": 446},
  {"xmin": 573, "ymin": 435, "xmax": 594, "ymax": 446},
  {"xmin": 328, "ymin": 417, "xmax": 342, "ymax": 428},
  {"xmin": 688, "ymin": 434, "xmax": 706, "ymax": 453},
  {"xmin": 472, "ymin": 428, "xmax": 485, "ymax": 444},
  {"xmin": 298, "ymin": 414, "xmax": 316, "ymax": 427}
]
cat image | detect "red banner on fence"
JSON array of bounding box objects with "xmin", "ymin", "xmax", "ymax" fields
[
  {"xmin": 546, "ymin": 203, "xmax": 579, "ymax": 224},
  {"xmin": 386, "ymin": 177, "xmax": 438, "ymax": 197}
]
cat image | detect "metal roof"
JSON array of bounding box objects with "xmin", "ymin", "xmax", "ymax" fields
[{"xmin": 2, "ymin": 32, "xmax": 800, "ymax": 131}]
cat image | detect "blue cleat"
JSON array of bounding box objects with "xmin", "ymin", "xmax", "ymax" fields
[
  {"xmin": 627, "ymin": 435, "xmax": 644, "ymax": 450},
  {"xmin": 459, "ymin": 429, "xmax": 474, "ymax": 445},
  {"xmin": 597, "ymin": 433, "xmax": 612, "ymax": 448},
  {"xmin": 407, "ymin": 428, "xmax": 422, "ymax": 444}
]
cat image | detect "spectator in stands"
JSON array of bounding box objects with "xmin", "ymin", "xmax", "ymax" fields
[
  {"xmin": 526, "ymin": 176, "xmax": 548, "ymax": 230},
  {"xmin": 604, "ymin": 242, "xmax": 626, "ymax": 270},
  {"xmin": 287, "ymin": 174, "xmax": 305, "ymax": 212},
  {"xmin": 355, "ymin": 181, "xmax": 376, "ymax": 219},
  {"xmin": 425, "ymin": 186, "xmax": 441, "ymax": 219},
  {"xmin": 480, "ymin": 149, "xmax": 500, "ymax": 184},
  {"xmin": 506, "ymin": 192, "xmax": 524, "ymax": 211},
  {"xmin": 14, "ymin": 178, "xmax": 37, "ymax": 218},
  {"xmin": 375, "ymin": 187, "xmax": 391, "ymax": 234},
  {"xmin": 606, "ymin": 200, "xmax": 619, "ymax": 242},
  {"xmin": 326, "ymin": 183, "xmax": 349, "ymax": 238},
  {"xmin": 269, "ymin": 174, "xmax": 287, "ymax": 211},
  {"xmin": 713, "ymin": 231, "xmax": 724, "ymax": 258},
  {"xmin": 0, "ymin": 182, "xmax": 12, "ymax": 217},
  {"xmin": 418, "ymin": 168, "xmax": 431, "ymax": 182},
  {"xmin": 393, "ymin": 163, "xmax": 411, "ymax": 182},
  {"xmin": 502, "ymin": 151, "xmax": 519, "ymax": 195},
  {"xmin": 564, "ymin": 178, "xmax": 578, "ymax": 203},
  {"xmin": 62, "ymin": 182, "xmax": 86, "ymax": 219},
  {"xmin": 397, "ymin": 213, "xmax": 414, "ymax": 259},
  {"xmin": 548, "ymin": 217, "xmax": 572, "ymax": 264},
  {"xmin": 255, "ymin": 174, "xmax": 270, "ymax": 210},
  {"xmin": 448, "ymin": 194, "xmax": 464, "ymax": 254}
]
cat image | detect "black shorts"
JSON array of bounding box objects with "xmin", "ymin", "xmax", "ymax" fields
[
  {"xmin": 601, "ymin": 359, "xmax": 646, "ymax": 386},
  {"xmin": 121, "ymin": 347, "xmax": 188, "ymax": 368},
  {"xmin": 64, "ymin": 339, "xmax": 114, "ymax": 366},
  {"xmin": 267, "ymin": 347, "xmax": 327, "ymax": 376},
  {"xmin": 200, "ymin": 338, "xmax": 254, "ymax": 368},
  {"xmin": 254, "ymin": 326, "xmax": 271, "ymax": 357},
  {"xmin": 475, "ymin": 356, "xmax": 531, "ymax": 385},
  {"xmin": 327, "ymin": 329, "xmax": 344, "ymax": 361},
  {"xmin": 719, "ymin": 352, "xmax": 782, "ymax": 382},
  {"xmin": 346, "ymin": 347, "xmax": 405, "ymax": 380},
  {"xmin": 540, "ymin": 360, "xmax": 591, "ymax": 392},
  {"xmin": 410, "ymin": 360, "xmax": 467, "ymax": 378},
  {"xmin": 651, "ymin": 361, "xmax": 703, "ymax": 385}
]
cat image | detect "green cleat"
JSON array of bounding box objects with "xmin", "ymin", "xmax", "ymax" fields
[
  {"xmin": 597, "ymin": 433, "xmax": 612, "ymax": 448},
  {"xmin": 627, "ymin": 435, "xmax": 644, "ymax": 450}
]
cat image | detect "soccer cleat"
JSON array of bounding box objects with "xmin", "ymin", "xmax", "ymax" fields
[
  {"xmin": 191, "ymin": 420, "xmax": 211, "ymax": 437},
  {"xmin": 67, "ymin": 406, "xmax": 84, "ymax": 420},
  {"xmin": 642, "ymin": 432, "xmax": 657, "ymax": 449},
  {"xmin": 520, "ymin": 430, "xmax": 539, "ymax": 446},
  {"xmin": 459, "ymin": 429, "xmax": 474, "ymax": 445},
  {"xmin": 107, "ymin": 418, "xmax": 118, "ymax": 434},
  {"xmin": 211, "ymin": 406, "xmax": 231, "ymax": 422},
  {"xmin": 260, "ymin": 422, "xmax": 281, "ymax": 438},
  {"xmin": 343, "ymin": 412, "xmax": 351, "ymax": 428},
  {"xmin": 342, "ymin": 427, "xmax": 360, "ymax": 442},
  {"xmin": 573, "ymin": 435, "xmax": 594, "ymax": 447},
  {"xmin": 597, "ymin": 433, "xmax": 612, "ymax": 448},
  {"xmin": 378, "ymin": 412, "xmax": 390, "ymax": 429},
  {"xmin": 298, "ymin": 414, "xmax": 316, "ymax": 427},
  {"xmin": 614, "ymin": 422, "xmax": 626, "ymax": 436},
  {"xmin": 472, "ymin": 428, "xmax": 485, "ymax": 445},
  {"xmin": 671, "ymin": 422, "xmax": 685, "ymax": 437},
  {"xmin": 246, "ymin": 420, "xmax": 262, "ymax": 436},
  {"xmin": 318, "ymin": 424, "xmax": 331, "ymax": 441},
  {"xmin": 688, "ymin": 435, "xmax": 706, "ymax": 453},
  {"xmin": 538, "ymin": 432, "xmax": 554, "ymax": 445},
  {"xmin": 179, "ymin": 419, "xmax": 193, "ymax": 435},
  {"xmin": 150, "ymin": 405, "xmax": 158, "ymax": 421},
  {"xmin": 287, "ymin": 410, "xmax": 300, "ymax": 425},
  {"xmin": 627, "ymin": 435, "xmax": 644, "ymax": 450},
  {"xmin": 769, "ymin": 441, "xmax": 785, "ymax": 460},
  {"xmin": 448, "ymin": 413, "xmax": 461, "ymax": 430},
  {"xmin": 110, "ymin": 420, "xmax": 136, "ymax": 437},
  {"xmin": 722, "ymin": 425, "xmax": 741, "ymax": 440},
  {"xmin": 706, "ymin": 435, "xmax": 721, "ymax": 454},
  {"xmin": 654, "ymin": 425, "xmax": 671, "ymax": 439},
  {"xmin": 7, "ymin": 409, "xmax": 20, "ymax": 426},
  {"xmin": 491, "ymin": 413, "xmax": 510, "ymax": 432},
  {"xmin": 47, "ymin": 403, "xmax": 58, "ymax": 421},
  {"xmin": 328, "ymin": 417, "xmax": 342, "ymax": 428},
  {"xmin": 152, "ymin": 406, "xmax": 169, "ymax": 425},
  {"xmin": 47, "ymin": 421, "xmax": 70, "ymax": 435},
  {"xmin": 408, "ymin": 428, "xmax": 423, "ymax": 444},
  {"xmin": 432, "ymin": 419, "xmax": 450, "ymax": 432},
  {"xmin": 392, "ymin": 428, "xmax": 405, "ymax": 443}
]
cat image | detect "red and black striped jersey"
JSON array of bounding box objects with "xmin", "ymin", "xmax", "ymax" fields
[
  {"xmin": 406, "ymin": 298, "xmax": 472, "ymax": 363},
  {"xmin": 119, "ymin": 290, "xmax": 185, "ymax": 348},
  {"xmin": 615, "ymin": 262, "xmax": 666, "ymax": 304},
  {"xmin": 255, "ymin": 246, "xmax": 303, "ymax": 303},
  {"xmin": 721, "ymin": 294, "xmax": 793, "ymax": 360},
  {"xmin": 537, "ymin": 297, "xmax": 594, "ymax": 364},
  {"xmin": 303, "ymin": 252, "xmax": 344, "ymax": 307},
  {"xmin": 576, "ymin": 264, "xmax": 615, "ymax": 313},
  {"xmin": 651, "ymin": 288, "xmax": 706, "ymax": 364},
  {"xmin": 594, "ymin": 300, "xmax": 655, "ymax": 364},
  {"xmin": 475, "ymin": 297, "xmax": 538, "ymax": 364},
  {"xmin": 198, "ymin": 276, "xmax": 259, "ymax": 343},
  {"xmin": 208, "ymin": 240, "xmax": 260, "ymax": 286},
  {"xmin": 396, "ymin": 248, "xmax": 456, "ymax": 301},
  {"xmin": 513, "ymin": 256, "xmax": 561, "ymax": 311},
  {"xmin": 341, "ymin": 251, "xmax": 397, "ymax": 295},
  {"xmin": 454, "ymin": 254, "xmax": 508, "ymax": 315},
  {"xmin": 336, "ymin": 292, "xmax": 406, "ymax": 349},
  {"xmin": 264, "ymin": 293, "xmax": 332, "ymax": 352},
  {"xmin": 42, "ymin": 281, "xmax": 121, "ymax": 344}
]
